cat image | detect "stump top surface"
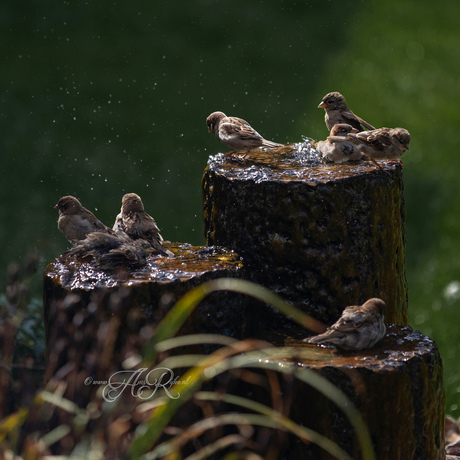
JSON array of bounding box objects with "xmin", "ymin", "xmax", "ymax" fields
[
  {"xmin": 261, "ymin": 325, "xmax": 438, "ymax": 371},
  {"xmin": 206, "ymin": 143, "xmax": 402, "ymax": 184},
  {"xmin": 45, "ymin": 242, "xmax": 242, "ymax": 290}
]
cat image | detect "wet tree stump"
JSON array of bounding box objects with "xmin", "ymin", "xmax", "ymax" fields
[
  {"xmin": 203, "ymin": 148, "xmax": 408, "ymax": 326},
  {"xmin": 202, "ymin": 147, "xmax": 444, "ymax": 459},
  {"xmin": 43, "ymin": 242, "xmax": 244, "ymax": 376},
  {"xmin": 261, "ymin": 325, "xmax": 445, "ymax": 459}
]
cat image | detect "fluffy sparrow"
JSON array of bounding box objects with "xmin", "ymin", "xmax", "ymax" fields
[
  {"xmin": 55, "ymin": 195, "xmax": 114, "ymax": 244},
  {"xmin": 316, "ymin": 123, "xmax": 365, "ymax": 163},
  {"xmin": 446, "ymin": 415, "xmax": 460, "ymax": 446},
  {"xmin": 65, "ymin": 232, "xmax": 150, "ymax": 269},
  {"xmin": 331, "ymin": 127, "xmax": 411, "ymax": 160},
  {"xmin": 206, "ymin": 111, "xmax": 282, "ymax": 152},
  {"xmin": 113, "ymin": 193, "xmax": 173, "ymax": 257},
  {"xmin": 318, "ymin": 92, "xmax": 375, "ymax": 132},
  {"xmin": 305, "ymin": 298, "xmax": 386, "ymax": 351}
]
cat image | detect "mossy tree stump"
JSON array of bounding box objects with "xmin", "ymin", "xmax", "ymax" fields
[
  {"xmin": 203, "ymin": 150, "xmax": 408, "ymax": 326},
  {"xmin": 262, "ymin": 325, "xmax": 445, "ymax": 459},
  {"xmin": 202, "ymin": 148, "xmax": 444, "ymax": 459},
  {"xmin": 43, "ymin": 242, "xmax": 244, "ymax": 378}
]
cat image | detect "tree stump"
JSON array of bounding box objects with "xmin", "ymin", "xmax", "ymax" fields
[
  {"xmin": 43, "ymin": 242, "xmax": 244, "ymax": 377},
  {"xmin": 260, "ymin": 324, "xmax": 445, "ymax": 459},
  {"xmin": 202, "ymin": 147, "xmax": 444, "ymax": 459},
  {"xmin": 203, "ymin": 149, "xmax": 408, "ymax": 326}
]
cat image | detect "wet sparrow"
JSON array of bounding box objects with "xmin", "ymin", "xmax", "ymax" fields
[
  {"xmin": 318, "ymin": 92, "xmax": 375, "ymax": 132},
  {"xmin": 305, "ymin": 298, "xmax": 386, "ymax": 351},
  {"xmin": 65, "ymin": 231, "xmax": 150, "ymax": 269},
  {"xmin": 316, "ymin": 123, "xmax": 364, "ymax": 163},
  {"xmin": 206, "ymin": 111, "xmax": 282, "ymax": 152},
  {"xmin": 113, "ymin": 193, "xmax": 172, "ymax": 257},
  {"xmin": 55, "ymin": 195, "xmax": 114, "ymax": 244},
  {"xmin": 334, "ymin": 127, "xmax": 411, "ymax": 160}
]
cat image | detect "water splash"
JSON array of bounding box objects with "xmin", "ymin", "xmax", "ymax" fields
[
  {"xmin": 207, "ymin": 142, "xmax": 401, "ymax": 183},
  {"xmin": 254, "ymin": 324, "xmax": 438, "ymax": 370},
  {"xmin": 47, "ymin": 242, "xmax": 243, "ymax": 290}
]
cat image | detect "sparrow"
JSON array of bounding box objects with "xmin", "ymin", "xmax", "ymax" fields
[
  {"xmin": 305, "ymin": 298, "xmax": 386, "ymax": 351},
  {"xmin": 330, "ymin": 127, "xmax": 411, "ymax": 161},
  {"xmin": 446, "ymin": 415, "xmax": 460, "ymax": 446},
  {"xmin": 113, "ymin": 193, "xmax": 173, "ymax": 257},
  {"xmin": 64, "ymin": 232, "xmax": 150, "ymax": 269},
  {"xmin": 55, "ymin": 195, "xmax": 115, "ymax": 244},
  {"xmin": 206, "ymin": 111, "xmax": 282, "ymax": 152},
  {"xmin": 318, "ymin": 92, "xmax": 375, "ymax": 132},
  {"xmin": 316, "ymin": 123, "xmax": 365, "ymax": 163}
]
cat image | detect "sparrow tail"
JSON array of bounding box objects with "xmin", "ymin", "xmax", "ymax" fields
[{"xmin": 261, "ymin": 139, "xmax": 283, "ymax": 149}]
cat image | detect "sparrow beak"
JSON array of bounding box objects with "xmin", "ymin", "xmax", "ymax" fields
[
  {"xmin": 53, "ymin": 204, "xmax": 59, "ymax": 209},
  {"xmin": 404, "ymin": 144, "xmax": 409, "ymax": 150},
  {"xmin": 208, "ymin": 127, "xmax": 212, "ymax": 133},
  {"xmin": 350, "ymin": 128, "xmax": 359, "ymax": 133},
  {"xmin": 318, "ymin": 101, "xmax": 327, "ymax": 108}
]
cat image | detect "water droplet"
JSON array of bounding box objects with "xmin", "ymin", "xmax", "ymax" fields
[{"xmin": 444, "ymin": 281, "xmax": 460, "ymax": 301}]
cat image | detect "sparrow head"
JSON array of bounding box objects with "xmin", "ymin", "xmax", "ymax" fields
[
  {"xmin": 363, "ymin": 298, "xmax": 386, "ymax": 316},
  {"xmin": 206, "ymin": 111, "xmax": 226, "ymax": 133},
  {"xmin": 318, "ymin": 92, "xmax": 348, "ymax": 110},
  {"xmin": 121, "ymin": 193, "xmax": 145, "ymax": 213},
  {"xmin": 54, "ymin": 195, "xmax": 84, "ymax": 215},
  {"xmin": 392, "ymin": 128, "xmax": 411, "ymax": 150},
  {"xmin": 330, "ymin": 123, "xmax": 359, "ymax": 136}
]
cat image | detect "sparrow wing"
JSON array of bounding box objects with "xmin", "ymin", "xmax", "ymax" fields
[
  {"xmin": 80, "ymin": 209, "xmax": 99, "ymax": 225},
  {"xmin": 331, "ymin": 304, "xmax": 369, "ymax": 332},
  {"xmin": 220, "ymin": 117, "xmax": 264, "ymax": 142},
  {"xmin": 139, "ymin": 212, "xmax": 163, "ymax": 242},
  {"xmin": 123, "ymin": 211, "xmax": 164, "ymax": 245},
  {"xmin": 342, "ymin": 111, "xmax": 375, "ymax": 131},
  {"xmin": 355, "ymin": 129, "xmax": 392, "ymax": 151},
  {"xmin": 332, "ymin": 316, "xmax": 363, "ymax": 332},
  {"xmin": 122, "ymin": 212, "xmax": 142, "ymax": 237}
]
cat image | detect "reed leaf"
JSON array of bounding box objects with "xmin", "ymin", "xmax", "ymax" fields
[{"xmin": 129, "ymin": 343, "xmax": 374, "ymax": 460}]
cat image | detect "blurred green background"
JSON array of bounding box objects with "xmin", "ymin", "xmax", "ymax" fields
[{"xmin": 2, "ymin": 1, "xmax": 460, "ymax": 415}]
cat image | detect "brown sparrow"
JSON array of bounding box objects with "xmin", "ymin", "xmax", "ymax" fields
[
  {"xmin": 305, "ymin": 298, "xmax": 386, "ymax": 351},
  {"xmin": 206, "ymin": 111, "xmax": 282, "ymax": 152},
  {"xmin": 65, "ymin": 232, "xmax": 150, "ymax": 269},
  {"xmin": 113, "ymin": 193, "xmax": 172, "ymax": 257},
  {"xmin": 55, "ymin": 195, "xmax": 115, "ymax": 244},
  {"xmin": 316, "ymin": 123, "xmax": 365, "ymax": 163},
  {"xmin": 332, "ymin": 127, "xmax": 411, "ymax": 160},
  {"xmin": 318, "ymin": 92, "xmax": 375, "ymax": 132}
]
